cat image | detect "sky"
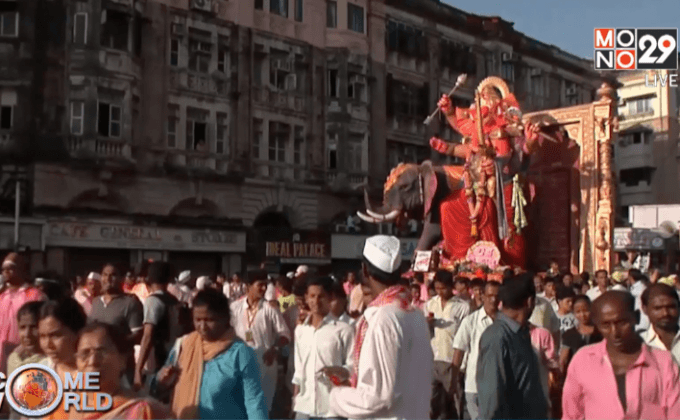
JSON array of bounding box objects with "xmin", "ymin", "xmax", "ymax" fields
[{"xmin": 442, "ymin": 0, "xmax": 680, "ymax": 59}]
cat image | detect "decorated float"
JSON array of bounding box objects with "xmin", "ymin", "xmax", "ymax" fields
[{"xmin": 358, "ymin": 75, "xmax": 617, "ymax": 281}]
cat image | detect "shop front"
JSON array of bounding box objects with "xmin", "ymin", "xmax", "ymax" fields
[
  {"xmin": 331, "ymin": 234, "xmax": 419, "ymax": 273},
  {"xmin": 613, "ymin": 227, "xmax": 674, "ymax": 272},
  {"xmin": 44, "ymin": 220, "xmax": 246, "ymax": 279}
]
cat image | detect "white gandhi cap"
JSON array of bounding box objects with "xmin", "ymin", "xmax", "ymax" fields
[{"xmin": 363, "ymin": 235, "xmax": 402, "ymax": 274}]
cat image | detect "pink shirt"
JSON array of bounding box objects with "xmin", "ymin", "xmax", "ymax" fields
[
  {"xmin": 343, "ymin": 281, "xmax": 354, "ymax": 297},
  {"xmin": 562, "ymin": 341, "xmax": 680, "ymax": 420},
  {"xmin": 74, "ymin": 287, "xmax": 93, "ymax": 315},
  {"xmin": 0, "ymin": 286, "xmax": 44, "ymax": 371},
  {"xmin": 530, "ymin": 325, "xmax": 558, "ymax": 370}
]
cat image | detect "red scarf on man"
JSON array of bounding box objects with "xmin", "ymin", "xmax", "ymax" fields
[{"xmin": 350, "ymin": 285, "xmax": 412, "ymax": 387}]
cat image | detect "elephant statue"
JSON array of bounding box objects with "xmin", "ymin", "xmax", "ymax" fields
[{"xmin": 359, "ymin": 159, "xmax": 529, "ymax": 268}]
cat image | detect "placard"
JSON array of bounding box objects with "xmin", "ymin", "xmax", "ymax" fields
[{"xmin": 466, "ymin": 241, "xmax": 501, "ymax": 270}]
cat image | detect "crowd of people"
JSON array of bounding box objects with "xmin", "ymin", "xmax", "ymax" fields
[{"xmin": 1, "ymin": 239, "xmax": 680, "ymax": 420}]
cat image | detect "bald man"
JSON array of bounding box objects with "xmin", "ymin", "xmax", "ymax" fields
[
  {"xmin": 562, "ymin": 291, "xmax": 680, "ymax": 420},
  {"xmin": 0, "ymin": 253, "xmax": 44, "ymax": 371}
]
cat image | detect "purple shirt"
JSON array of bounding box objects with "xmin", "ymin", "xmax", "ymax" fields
[{"xmin": 562, "ymin": 340, "xmax": 680, "ymax": 420}]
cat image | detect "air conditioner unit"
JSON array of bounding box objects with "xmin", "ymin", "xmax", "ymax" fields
[
  {"xmin": 274, "ymin": 59, "xmax": 291, "ymax": 72},
  {"xmin": 285, "ymin": 74, "xmax": 297, "ymax": 91},
  {"xmin": 530, "ymin": 68, "xmax": 542, "ymax": 76},
  {"xmin": 190, "ymin": 0, "xmax": 212, "ymax": 13},
  {"xmin": 501, "ymin": 52, "xmax": 512, "ymax": 62},
  {"xmin": 566, "ymin": 86, "xmax": 577, "ymax": 96}
]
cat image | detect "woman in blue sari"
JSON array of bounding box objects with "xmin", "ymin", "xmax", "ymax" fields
[{"xmin": 156, "ymin": 289, "xmax": 268, "ymax": 419}]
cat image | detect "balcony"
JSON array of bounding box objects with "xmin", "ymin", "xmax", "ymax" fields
[
  {"xmin": 615, "ymin": 143, "xmax": 654, "ymax": 170},
  {"xmin": 166, "ymin": 150, "xmax": 233, "ymax": 174},
  {"xmin": 386, "ymin": 52, "xmax": 427, "ymax": 74},
  {"xmin": 387, "ymin": 115, "xmax": 426, "ymax": 138},
  {"xmin": 252, "ymin": 86, "xmax": 306, "ymax": 114},
  {"xmin": 98, "ymin": 49, "xmax": 141, "ymax": 79},
  {"xmin": 68, "ymin": 137, "xmax": 131, "ymax": 159},
  {"xmin": 169, "ymin": 71, "xmax": 229, "ymax": 97},
  {"xmin": 326, "ymin": 171, "xmax": 368, "ymax": 186},
  {"xmin": 252, "ymin": 160, "xmax": 308, "ymax": 181}
]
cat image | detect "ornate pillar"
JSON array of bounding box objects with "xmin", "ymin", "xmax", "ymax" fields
[{"xmin": 593, "ymin": 83, "xmax": 617, "ymax": 273}]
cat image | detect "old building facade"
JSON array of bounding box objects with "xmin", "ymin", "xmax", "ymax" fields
[
  {"xmin": 614, "ymin": 69, "xmax": 680, "ymax": 223},
  {"xmin": 0, "ymin": 0, "xmax": 603, "ymax": 277}
]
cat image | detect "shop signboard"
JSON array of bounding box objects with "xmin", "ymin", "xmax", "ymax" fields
[
  {"xmin": 264, "ymin": 231, "xmax": 331, "ymax": 265},
  {"xmin": 613, "ymin": 227, "xmax": 666, "ymax": 251},
  {"xmin": 45, "ymin": 221, "xmax": 246, "ymax": 252},
  {"xmin": 331, "ymin": 234, "xmax": 419, "ymax": 261}
]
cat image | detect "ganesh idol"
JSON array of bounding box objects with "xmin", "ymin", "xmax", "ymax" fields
[{"xmin": 358, "ymin": 76, "xmax": 543, "ymax": 269}]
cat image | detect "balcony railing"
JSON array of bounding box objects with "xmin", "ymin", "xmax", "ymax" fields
[
  {"xmin": 253, "ymin": 160, "xmax": 308, "ymax": 181},
  {"xmin": 251, "ymin": 86, "xmax": 306, "ymax": 113},
  {"xmin": 326, "ymin": 171, "xmax": 369, "ymax": 186},
  {"xmin": 169, "ymin": 71, "xmax": 229, "ymax": 96},
  {"xmin": 68, "ymin": 137, "xmax": 131, "ymax": 158},
  {"xmin": 166, "ymin": 150, "xmax": 231, "ymax": 173},
  {"xmin": 99, "ymin": 49, "xmax": 141, "ymax": 78}
]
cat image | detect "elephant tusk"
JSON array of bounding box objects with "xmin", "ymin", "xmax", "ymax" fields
[
  {"xmin": 366, "ymin": 209, "xmax": 385, "ymax": 218},
  {"xmin": 364, "ymin": 189, "xmax": 374, "ymax": 212},
  {"xmin": 365, "ymin": 209, "xmax": 401, "ymax": 221},
  {"xmin": 357, "ymin": 211, "xmax": 380, "ymax": 223}
]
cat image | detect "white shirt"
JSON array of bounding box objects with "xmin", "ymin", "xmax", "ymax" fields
[
  {"xmin": 329, "ymin": 303, "xmax": 433, "ymax": 420},
  {"xmin": 337, "ymin": 312, "xmax": 356, "ymax": 327},
  {"xmin": 641, "ymin": 327, "xmax": 680, "ymax": 366},
  {"xmin": 230, "ymin": 298, "xmax": 292, "ymax": 358},
  {"xmin": 586, "ymin": 286, "xmax": 611, "ymax": 302},
  {"xmin": 452, "ymin": 307, "xmax": 494, "ymax": 393},
  {"xmin": 612, "ymin": 283, "xmax": 628, "ymax": 292},
  {"xmin": 425, "ymin": 295, "xmax": 470, "ymax": 363},
  {"xmin": 293, "ymin": 315, "xmax": 355, "ymax": 417},
  {"xmin": 630, "ymin": 280, "xmax": 650, "ymax": 331}
]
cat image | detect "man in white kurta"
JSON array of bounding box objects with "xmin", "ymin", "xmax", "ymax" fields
[
  {"xmin": 329, "ymin": 235, "xmax": 433, "ymax": 420},
  {"xmin": 231, "ymin": 271, "xmax": 291, "ymax": 412},
  {"xmin": 293, "ymin": 277, "xmax": 355, "ymax": 419}
]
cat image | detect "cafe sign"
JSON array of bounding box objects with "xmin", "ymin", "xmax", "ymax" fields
[{"xmin": 45, "ymin": 221, "xmax": 246, "ymax": 252}]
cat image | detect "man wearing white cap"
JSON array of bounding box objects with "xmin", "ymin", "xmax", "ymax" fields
[
  {"xmin": 168, "ymin": 270, "xmax": 192, "ymax": 306},
  {"xmin": 327, "ymin": 235, "xmax": 433, "ymax": 419}
]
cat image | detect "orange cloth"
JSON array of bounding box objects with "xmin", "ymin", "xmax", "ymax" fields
[{"xmin": 171, "ymin": 331, "xmax": 234, "ymax": 419}]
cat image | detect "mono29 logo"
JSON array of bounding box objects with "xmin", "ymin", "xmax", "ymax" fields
[
  {"xmin": 594, "ymin": 28, "xmax": 678, "ymax": 70},
  {"xmin": 0, "ymin": 364, "xmax": 113, "ymax": 417}
]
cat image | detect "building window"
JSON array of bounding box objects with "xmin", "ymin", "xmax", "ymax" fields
[
  {"xmin": 216, "ymin": 112, "xmax": 228, "ymax": 154},
  {"xmin": 387, "ymin": 21, "xmax": 429, "ymax": 60},
  {"xmin": 620, "ymin": 167, "xmax": 654, "ymax": 187},
  {"xmin": 619, "ymin": 131, "xmax": 651, "ymax": 147},
  {"xmin": 165, "ymin": 118, "xmax": 176, "ymax": 148},
  {"xmin": 186, "ymin": 119, "xmax": 207, "ymax": 151},
  {"xmin": 347, "ymin": 134, "xmax": 363, "ymax": 172},
  {"xmin": 70, "ymin": 102, "xmax": 84, "ymax": 135},
  {"xmin": 170, "ymin": 39, "xmax": 179, "ymax": 67},
  {"xmin": 97, "ymin": 102, "xmax": 121, "ymax": 138},
  {"xmin": 217, "ymin": 48, "xmax": 228, "ymax": 73},
  {"xmin": 0, "ymin": 105, "xmax": 13, "ymax": 130},
  {"xmin": 529, "ymin": 70, "xmax": 545, "ymax": 97},
  {"xmin": 327, "ymin": 133, "xmax": 338, "ymax": 170},
  {"xmin": 268, "ymin": 122, "xmax": 288, "ymax": 162},
  {"xmin": 253, "ymin": 118, "xmax": 263, "ymax": 159},
  {"xmin": 294, "ymin": 0, "xmax": 303, "ymax": 22},
  {"xmin": 255, "ymin": 0, "xmax": 263, "ymax": 10},
  {"xmin": 293, "ymin": 126, "xmax": 304, "ymax": 164},
  {"xmin": 565, "ymin": 82, "xmax": 579, "ymax": 105},
  {"xmin": 73, "ymin": 13, "xmax": 88, "ymax": 45},
  {"xmin": 0, "ymin": 12, "xmax": 18, "ymax": 37},
  {"xmin": 347, "ymin": 3, "xmax": 364, "ymax": 33},
  {"xmin": 188, "ymin": 39, "xmax": 211, "ymax": 73},
  {"xmin": 387, "ymin": 78, "xmax": 429, "ymax": 119},
  {"xmin": 348, "ymin": 73, "xmax": 367, "ymax": 102},
  {"xmin": 501, "ymin": 62, "xmax": 514, "ymax": 83},
  {"xmin": 100, "ymin": 10, "xmax": 129, "ymax": 51},
  {"xmin": 270, "ymin": 0, "xmax": 288, "ymax": 17},
  {"xmin": 628, "ymin": 97, "xmax": 654, "ymax": 115},
  {"xmin": 328, "ymin": 69, "xmax": 339, "ymax": 98},
  {"xmin": 327, "ymin": 1, "xmax": 337, "ymax": 28}
]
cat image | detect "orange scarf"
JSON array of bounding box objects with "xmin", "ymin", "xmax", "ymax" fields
[
  {"xmin": 350, "ymin": 285, "xmax": 412, "ymax": 387},
  {"xmin": 170, "ymin": 331, "xmax": 235, "ymax": 419}
]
